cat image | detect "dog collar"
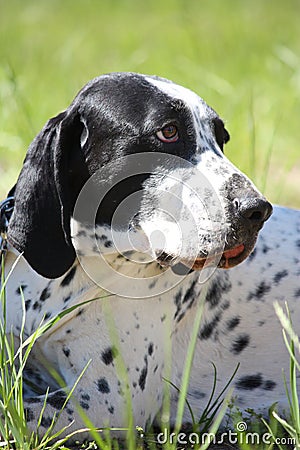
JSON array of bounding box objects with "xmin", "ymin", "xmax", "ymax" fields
[{"xmin": 0, "ymin": 196, "xmax": 14, "ymax": 264}]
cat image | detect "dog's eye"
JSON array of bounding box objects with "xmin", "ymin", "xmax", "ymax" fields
[{"xmin": 156, "ymin": 124, "xmax": 179, "ymax": 143}]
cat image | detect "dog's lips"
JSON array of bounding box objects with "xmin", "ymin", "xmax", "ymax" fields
[
  {"xmin": 191, "ymin": 243, "xmax": 246, "ymax": 270},
  {"xmin": 222, "ymin": 243, "xmax": 245, "ymax": 261}
]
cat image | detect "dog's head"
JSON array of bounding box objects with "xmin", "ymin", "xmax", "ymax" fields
[{"xmin": 8, "ymin": 73, "xmax": 272, "ymax": 279}]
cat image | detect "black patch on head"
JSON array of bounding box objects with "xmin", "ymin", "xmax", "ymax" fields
[
  {"xmin": 231, "ymin": 334, "xmax": 250, "ymax": 354},
  {"xmin": 96, "ymin": 377, "xmax": 110, "ymax": 393},
  {"xmin": 60, "ymin": 266, "xmax": 77, "ymax": 287},
  {"xmin": 247, "ymin": 281, "xmax": 271, "ymax": 301},
  {"xmin": 274, "ymin": 270, "xmax": 288, "ymax": 285},
  {"xmin": 16, "ymin": 284, "xmax": 27, "ymax": 295},
  {"xmin": 206, "ymin": 273, "xmax": 232, "ymax": 310},
  {"xmin": 236, "ymin": 373, "xmax": 263, "ymax": 390},
  {"xmin": 212, "ymin": 117, "xmax": 229, "ymax": 151},
  {"xmin": 226, "ymin": 316, "xmax": 240, "ymax": 331},
  {"xmin": 101, "ymin": 346, "xmax": 118, "ymax": 365},
  {"xmin": 40, "ymin": 287, "xmax": 51, "ymax": 302}
]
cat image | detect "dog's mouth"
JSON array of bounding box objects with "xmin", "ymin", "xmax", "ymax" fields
[
  {"xmin": 158, "ymin": 241, "xmax": 253, "ymax": 273},
  {"xmin": 190, "ymin": 243, "xmax": 246, "ymax": 270}
]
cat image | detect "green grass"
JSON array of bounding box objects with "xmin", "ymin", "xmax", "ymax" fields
[
  {"xmin": 0, "ymin": 0, "xmax": 300, "ymax": 206},
  {"xmin": 1, "ymin": 1, "xmax": 300, "ymax": 448}
]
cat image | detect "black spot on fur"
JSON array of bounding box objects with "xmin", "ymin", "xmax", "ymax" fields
[
  {"xmin": 294, "ymin": 288, "xmax": 300, "ymax": 298},
  {"xmin": 108, "ymin": 405, "xmax": 115, "ymax": 414},
  {"xmin": 182, "ymin": 279, "xmax": 197, "ymax": 304},
  {"xmin": 104, "ymin": 240, "xmax": 113, "ymax": 248},
  {"xmin": 139, "ymin": 358, "xmax": 148, "ymax": 391},
  {"xmin": 44, "ymin": 312, "xmax": 51, "ymax": 320},
  {"xmin": 80, "ymin": 401, "xmax": 89, "ymax": 410},
  {"xmin": 199, "ymin": 313, "xmax": 221, "ymax": 340},
  {"xmin": 226, "ymin": 316, "xmax": 240, "ymax": 331},
  {"xmin": 176, "ymin": 311, "xmax": 186, "ymax": 323},
  {"xmin": 101, "ymin": 346, "xmax": 118, "ymax": 365},
  {"xmin": 60, "ymin": 266, "xmax": 77, "ymax": 287},
  {"xmin": 81, "ymin": 393, "xmax": 90, "ymax": 401},
  {"xmin": 262, "ymin": 244, "xmax": 271, "ymax": 254},
  {"xmin": 40, "ymin": 286, "xmax": 51, "ymax": 302},
  {"xmin": 25, "ymin": 299, "xmax": 31, "ymax": 310},
  {"xmin": 41, "ymin": 416, "xmax": 52, "ymax": 428},
  {"xmin": 247, "ymin": 281, "xmax": 271, "ymax": 301},
  {"xmin": 206, "ymin": 274, "xmax": 232, "ymax": 309},
  {"xmin": 32, "ymin": 301, "xmax": 41, "ymax": 311},
  {"xmin": 236, "ymin": 373, "xmax": 263, "ymax": 390},
  {"xmin": 63, "ymin": 295, "xmax": 71, "ymax": 303},
  {"xmin": 231, "ymin": 334, "xmax": 250, "ymax": 354},
  {"xmin": 97, "ymin": 378, "xmax": 110, "ymax": 393},
  {"xmin": 274, "ymin": 270, "xmax": 288, "ymax": 285},
  {"xmin": 174, "ymin": 289, "xmax": 182, "ymax": 319},
  {"xmin": 263, "ymin": 380, "xmax": 276, "ymax": 391},
  {"xmin": 191, "ymin": 390, "xmax": 206, "ymax": 399},
  {"xmin": 48, "ymin": 391, "xmax": 67, "ymax": 409},
  {"xmin": 247, "ymin": 247, "xmax": 257, "ymax": 262},
  {"xmin": 148, "ymin": 342, "xmax": 154, "ymax": 356},
  {"xmin": 77, "ymin": 230, "xmax": 87, "ymax": 237},
  {"xmin": 63, "ymin": 347, "xmax": 70, "ymax": 358},
  {"xmin": 16, "ymin": 284, "xmax": 27, "ymax": 295},
  {"xmin": 24, "ymin": 407, "xmax": 34, "ymax": 422}
]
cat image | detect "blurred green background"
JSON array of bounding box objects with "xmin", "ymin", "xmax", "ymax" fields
[{"xmin": 1, "ymin": 0, "xmax": 300, "ymax": 206}]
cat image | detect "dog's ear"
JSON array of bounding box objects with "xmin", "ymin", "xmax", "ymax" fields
[{"xmin": 8, "ymin": 109, "xmax": 86, "ymax": 279}]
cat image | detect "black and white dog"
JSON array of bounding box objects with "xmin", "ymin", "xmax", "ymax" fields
[{"xmin": 1, "ymin": 72, "xmax": 299, "ymax": 437}]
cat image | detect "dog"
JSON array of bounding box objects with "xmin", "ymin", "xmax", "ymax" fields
[{"xmin": 2, "ymin": 72, "xmax": 297, "ymax": 439}]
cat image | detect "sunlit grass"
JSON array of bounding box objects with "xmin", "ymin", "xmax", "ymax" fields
[{"xmin": 0, "ymin": 0, "xmax": 300, "ymax": 205}]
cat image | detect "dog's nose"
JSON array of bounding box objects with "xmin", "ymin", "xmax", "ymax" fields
[{"xmin": 234, "ymin": 197, "xmax": 273, "ymax": 224}]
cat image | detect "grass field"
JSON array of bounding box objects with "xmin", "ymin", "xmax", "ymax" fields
[
  {"xmin": 1, "ymin": 2, "xmax": 300, "ymax": 449},
  {"xmin": 0, "ymin": 0, "xmax": 300, "ymax": 206}
]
